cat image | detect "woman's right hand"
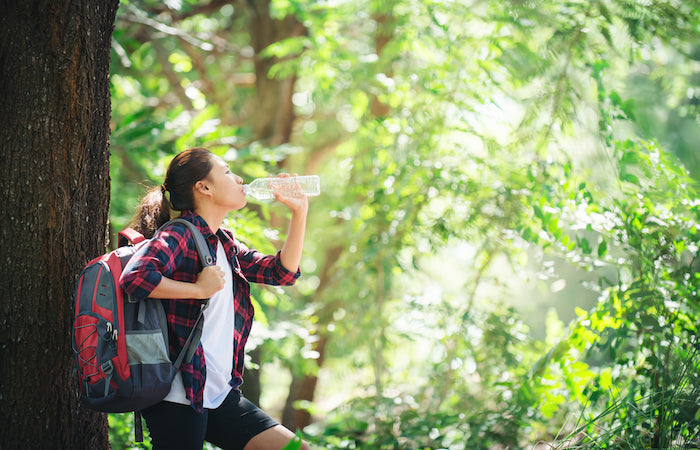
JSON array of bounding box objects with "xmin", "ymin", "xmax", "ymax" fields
[{"xmin": 195, "ymin": 266, "xmax": 225, "ymax": 298}]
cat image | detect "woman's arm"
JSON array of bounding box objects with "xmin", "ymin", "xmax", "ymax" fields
[
  {"xmin": 148, "ymin": 266, "xmax": 225, "ymax": 299},
  {"xmin": 121, "ymin": 223, "xmax": 225, "ymax": 300},
  {"xmin": 279, "ymin": 209, "xmax": 307, "ymax": 272},
  {"xmin": 273, "ymin": 175, "xmax": 309, "ymax": 273}
]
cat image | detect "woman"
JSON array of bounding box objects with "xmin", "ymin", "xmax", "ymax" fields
[{"xmin": 120, "ymin": 147, "xmax": 310, "ymax": 450}]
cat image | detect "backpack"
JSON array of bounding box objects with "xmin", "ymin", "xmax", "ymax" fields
[{"xmin": 72, "ymin": 218, "xmax": 213, "ymax": 441}]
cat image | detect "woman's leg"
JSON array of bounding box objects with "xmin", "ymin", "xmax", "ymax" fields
[
  {"xmin": 141, "ymin": 401, "xmax": 208, "ymax": 450},
  {"xmin": 205, "ymin": 390, "xmax": 309, "ymax": 450},
  {"xmin": 243, "ymin": 424, "xmax": 310, "ymax": 450}
]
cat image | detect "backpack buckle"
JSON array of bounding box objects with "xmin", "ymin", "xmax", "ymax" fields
[
  {"xmin": 101, "ymin": 361, "xmax": 114, "ymax": 397},
  {"xmin": 101, "ymin": 361, "xmax": 113, "ymax": 374}
]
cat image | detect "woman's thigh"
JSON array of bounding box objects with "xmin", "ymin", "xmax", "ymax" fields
[
  {"xmin": 141, "ymin": 401, "xmax": 208, "ymax": 450},
  {"xmin": 205, "ymin": 390, "xmax": 279, "ymax": 450}
]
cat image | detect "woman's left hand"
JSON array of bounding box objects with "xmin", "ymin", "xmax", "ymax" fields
[{"xmin": 272, "ymin": 173, "xmax": 309, "ymax": 215}]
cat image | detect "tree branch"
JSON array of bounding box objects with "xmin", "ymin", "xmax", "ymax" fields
[{"xmin": 141, "ymin": 0, "xmax": 236, "ymax": 22}]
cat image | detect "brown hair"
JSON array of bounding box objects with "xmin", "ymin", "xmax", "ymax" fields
[{"xmin": 130, "ymin": 147, "xmax": 214, "ymax": 238}]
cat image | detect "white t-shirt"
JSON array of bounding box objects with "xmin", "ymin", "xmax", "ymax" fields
[{"xmin": 164, "ymin": 240, "xmax": 235, "ymax": 408}]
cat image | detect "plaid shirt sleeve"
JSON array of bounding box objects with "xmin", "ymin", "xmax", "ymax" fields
[
  {"xmin": 119, "ymin": 223, "xmax": 198, "ymax": 300},
  {"xmin": 234, "ymin": 239, "xmax": 301, "ymax": 286}
]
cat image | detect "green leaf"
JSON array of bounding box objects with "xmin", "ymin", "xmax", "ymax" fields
[
  {"xmin": 280, "ymin": 432, "xmax": 304, "ymax": 450},
  {"xmin": 533, "ymin": 205, "xmax": 544, "ymax": 220},
  {"xmin": 597, "ymin": 239, "xmax": 607, "ymax": 257},
  {"xmin": 621, "ymin": 99, "xmax": 636, "ymax": 120},
  {"xmin": 609, "ymin": 91, "xmax": 622, "ymax": 106},
  {"xmin": 620, "ymin": 151, "xmax": 639, "ymax": 167},
  {"xmin": 599, "ymin": 369, "xmax": 612, "ymax": 390},
  {"xmin": 260, "ymin": 36, "xmax": 310, "ymax": 59},
  {"xmin": 620, "ymin": 173, "xmax": 640, "ymax": 185},
  {"xmin": 578, "ymin": 237, "xmax": 592, "ymax": 254}
]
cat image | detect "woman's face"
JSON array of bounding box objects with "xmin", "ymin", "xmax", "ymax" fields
[{"xmin": 203, "ymin": 155, "xmax": 246, "ymax": 211}]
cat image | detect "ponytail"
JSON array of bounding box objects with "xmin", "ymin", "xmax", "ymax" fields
[
  {"xmin": 130, "ymin": 185, "xmax": 171, "ymax": 239},
  {"xmin": 128, "ymin": 147, "xmax": 214, "ymax": 238}
]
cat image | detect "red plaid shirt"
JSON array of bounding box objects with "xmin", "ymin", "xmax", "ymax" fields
[{"xmin": 119, "ymin": 210, "xmax": 300, "ymax": 412}]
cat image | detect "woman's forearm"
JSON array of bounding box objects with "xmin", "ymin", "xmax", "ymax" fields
[
  {"xmin": 280, "ymin": 210, "xmax": 307, "ymax": 272},
  {"xmin": 148, "ymin": 276, "xmax": 206, "ymax": 299},
  {"xmin": 148, "ymin": 265, "xmax": 225, "ymax": 299}
]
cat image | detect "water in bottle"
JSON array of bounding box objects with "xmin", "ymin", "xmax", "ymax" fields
[{"xmin": 244, "ymin": 175, "xmax": 320, "ymax": 200}]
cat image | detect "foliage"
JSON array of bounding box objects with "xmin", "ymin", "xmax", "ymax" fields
[
  {"xmin": 513, "ymin": 47, "xmax": 700, "ymax": 445},
  {"xmin": 282, "ymin": 432, "xmax": 306, "ymax": 450},
  {"xmin": 107, "ymin": 0, "xmax": 700, "ymax": 448},
  {"xmin": 561, "ymin": 141, "xmax": 699, "ymax": 448},
  {"xmin": 109, "ymin": 413, "xmax": 151, "ymax": 450},
  {"xmin": 516, "ymin": 137, "xmax": 700, "ymax": 449},
  {"xmin": 304, "ymin": 304, "xmax": 548, "ymax": 449}
]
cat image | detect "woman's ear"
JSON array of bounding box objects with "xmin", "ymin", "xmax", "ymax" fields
[{"xmin": 194, "ymin": 180, "xmax": 212, "ymax": 197}]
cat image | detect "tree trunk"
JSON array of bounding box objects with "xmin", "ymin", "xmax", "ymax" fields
[
  {"xmin": 280, "ymin": 4, "xmax": 396, "ymax": 431},
  {"xmin": 245, "ymin": 0, "xmax": 305, "ymax": 145},
  {"xmin": 281, "ymin": 243, "xmax": 344, "ymax": 430},
  {"xmin": 239, "ymin": 0, "xmax": 305, "ymax": 408},
  {"xmin": 281, "ymin": 335, "xmax": 328, "ymax": 430},
  {"xmin": 242, "ymin": 346, "xmax": 262, "ymax": 406},
  {"xmin": 0, "ymin": 1, "xmax": 118, "ymax": 448}
]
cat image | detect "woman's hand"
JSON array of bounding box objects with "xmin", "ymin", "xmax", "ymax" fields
[
  {"xmin": 194, "ymin": 265, "xmax": 225, "ymax": 298},
  {"xmin": 272, "ymin": 173, "xmax": 309, "ymax": 216}
]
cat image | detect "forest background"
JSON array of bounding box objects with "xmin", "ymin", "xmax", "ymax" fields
[
  {"xmin": 106, "ymin": 0, "xmax": 700, "ymax": 448},
  {"xmin": 1, "ymin": 0, "xmax": 699, "ymax": 448}
]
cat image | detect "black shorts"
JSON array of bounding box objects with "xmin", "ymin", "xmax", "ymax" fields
[{"xmin": 142, "ymin": 390, "xmax": 279, "ymax": 450}]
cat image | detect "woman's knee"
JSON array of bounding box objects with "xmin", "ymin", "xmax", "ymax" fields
[{"xmin": 243, "ymin": 424, "xmax": 308, "ymax": 450}]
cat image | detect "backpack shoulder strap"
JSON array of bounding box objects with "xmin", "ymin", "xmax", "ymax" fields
[
  {"xmin": 156, "ymin": 218, "xmax": 214, "ymax": 369},
  {"xmin": 159, "ymin": 218, "xmax": 214, "ymax": 267},
  {"xmin": 117, "ymin": 228, "xmax": 145, "ymax": 248}
]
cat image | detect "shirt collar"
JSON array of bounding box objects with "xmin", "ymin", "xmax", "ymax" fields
[{"xmin": 180, "ymin": 210, "xmax": 217, "ymax": 240}]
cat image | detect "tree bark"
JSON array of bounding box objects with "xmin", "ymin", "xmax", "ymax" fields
[
  {"xmin": 281, "ymin": 335, "xmax": 328, "ymax": 430},
  {"xmin": 245, "ymin": 0, "xmax": 305, "ymax": 145},
  {"xmin": 242, "ymin": 346, "xmax": 262, "ymax": 406},
  {"xmin": 0, "ymin": 1, "xmax": 118, "ymax": 448}
]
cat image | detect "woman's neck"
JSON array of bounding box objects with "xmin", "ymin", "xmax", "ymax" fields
[{"xmin": 194, "ymin": 205, "xmax": 226, "ymax": 234}]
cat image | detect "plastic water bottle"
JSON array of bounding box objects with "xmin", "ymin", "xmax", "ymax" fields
[{"xmin": 244, "ymin": 175, "xmax": 320, "ymax": 200}]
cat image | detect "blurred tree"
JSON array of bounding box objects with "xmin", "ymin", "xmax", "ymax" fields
[
  {"xmin": 281, "ymin": 0, "xmax": 399, "ymax": 431},
  {"xmin": 0, "ymin": 1, "xmax": 118, "ymax": 448}
]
